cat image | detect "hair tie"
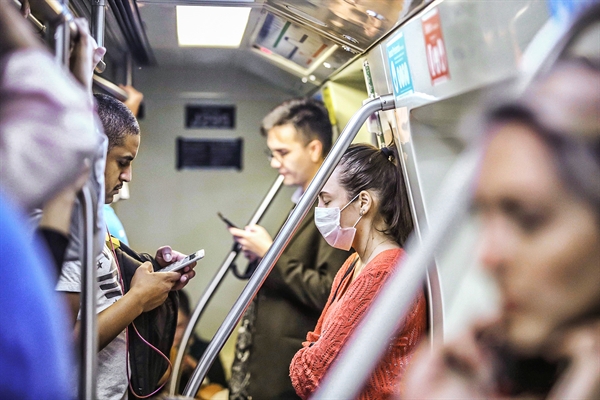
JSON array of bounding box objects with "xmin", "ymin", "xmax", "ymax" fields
[{"xmin": 381, "ymin": 146, "xmax": 393, "ymax": 161}]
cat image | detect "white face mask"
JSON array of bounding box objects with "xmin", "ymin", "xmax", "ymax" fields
[{"xmin": 315, "ymin": 193, "xmax": 362, "ymax": 251}]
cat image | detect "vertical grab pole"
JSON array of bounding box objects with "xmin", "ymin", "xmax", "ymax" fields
[
  {"xmin": 182, "ymin": 94, "xmax": 395, "ymax": 397},
  {"xmin": 90, "ymin": 0, "xmax": 106, "ymax": 73},
  {"xmin": 49, "ymin": 0, "xmax": 70, "ymax": 66},
  {"xmin": 169, "ymin": 174, "xmax": 285, "ymax": 395},
  {"xmin": 78, "ymin": 185, "xmax": 98, "ymax": 400}
]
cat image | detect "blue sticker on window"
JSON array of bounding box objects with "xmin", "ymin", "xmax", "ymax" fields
[
  {"xmin": 548, "ymin": 0, "xmax": 596, "ymax": 21},
  {"xmin": 386, "ymin": 31, "xmax": 414, "ymax": 101}
]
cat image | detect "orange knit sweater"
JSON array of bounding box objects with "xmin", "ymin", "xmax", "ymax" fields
[{"xmin": 289, "ymin": 248, "xmax": 427, "ymax": 400}]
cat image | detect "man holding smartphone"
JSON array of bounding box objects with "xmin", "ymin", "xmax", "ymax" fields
[
  {"xmin": 227, "ymin": 98, "xmax": 352, "ymax": 400},
  {"xmin": 56, "ymin": 94, "xmax": 197, "ymax": 399}
]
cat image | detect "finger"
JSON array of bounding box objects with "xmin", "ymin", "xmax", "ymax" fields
[
  {"xmin": 156, "ymin": 246, "xmax": 173, "ymax": 262},
  {"xmin": 73, "ymin": 18, "xmax": 90, "ymax": 39},
  {"xmin": 92, "ymin": 46, "xmax": 106, "ymax": 65},
  {"xmin": 160, "ymin": 271, "xmax": 181, "ymax": 282},
  {"xmin": 141, "ymin": 262, "xmax": 153, "ymax": 272},
  {"xmin": 169, "ymin": 250, "xmax": 186, "ymax": 262},
  {"xmin": 229, "ymin": 226, "xmax": 249, "ymax": 236}
]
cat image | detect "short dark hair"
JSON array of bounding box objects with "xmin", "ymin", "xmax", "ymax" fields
[
  {"xmin": 260, "ymin": 97, "xmax": 333, "ymax": 156},
  {"xmin": 337, "ymin": 143, "xmax": 414, "ymax": 246},
  {"xmin": 94, "ymin": 93, "xmax": 140, "ymax": 150}
]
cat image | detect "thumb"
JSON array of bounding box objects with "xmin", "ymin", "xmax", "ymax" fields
[
  {"xmin": 93, "ymin": 46, "xmax": 107, "ymax": 65},
  {"xmin": 157, "ymin": 246, "xmax": 173, "ymax": 262}
]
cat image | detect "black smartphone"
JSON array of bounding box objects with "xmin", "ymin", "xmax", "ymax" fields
[{"xmin": 217, "ymin": 212, "xmax": 238, "ymax": 229}]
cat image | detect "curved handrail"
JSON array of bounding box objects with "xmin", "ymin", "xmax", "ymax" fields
[{"xmin": 182, "ymin": 94, "xmax": 395, "ymax": 397}]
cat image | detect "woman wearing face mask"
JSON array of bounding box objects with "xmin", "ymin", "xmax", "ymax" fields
[
  {"xmin": 405, "ymin": 59, "xmax": 600, "ymax": 399},
  {"xmin": 289, "ymin": 143, "xmax": 428, "ymax": 399}
]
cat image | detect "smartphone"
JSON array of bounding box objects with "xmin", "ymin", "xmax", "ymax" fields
[
  {"xmin": 157, "ymin": 249, "xmax": 204, "ymax": 273},
  {"xmin": 217, "ymin": 212, "xmax": 238, "ymax": 229}
]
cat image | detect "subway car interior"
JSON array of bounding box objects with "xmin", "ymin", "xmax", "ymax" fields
[{"xmin": 2, "ymin": 0, "xmax": 599, "ymax": 399}]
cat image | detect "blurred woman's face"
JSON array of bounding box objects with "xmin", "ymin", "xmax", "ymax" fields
[{"xmin": 473, "ymin": 122, "xmax": 600, "ymax": 354}]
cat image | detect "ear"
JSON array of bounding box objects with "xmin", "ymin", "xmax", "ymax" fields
[
  {"xmin": 358, "ymin": 190, "xmax": 374, "ymax": 216},
  {"xmin": 307, "ymin": 139, "xmax": 323, "ymax": 163}
]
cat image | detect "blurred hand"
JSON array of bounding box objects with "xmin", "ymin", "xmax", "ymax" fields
[
  {"xmin": 547, "ymin": 321, "xmax": 600, "ymax": 399},
  {"xmin": 119, "ymin": 85, "xmax": 144, "ymax": 117},
  {"xmin": 20, "ymin": 0, "xmax": 30, "ymax": 18},
  {"xmin": 155, "ymin": 245, "xmax": 197, "ymax": 290},
  {"xmin": 129, "ymin": 262, "xmax": 180, "ymax": 312},
  {"xmin": 69, "ymin": 18, "xmax": 106, "ymax": 94},
  {"xmin": 404, "ymin": 324, "xmax": 498, "ymax": 399},
  {"xmin": 181, "ymin": 353, "xmax": 198, "ymax": 374},
  {"xmin": 229, "ymin": 224, "xmax": 273, "ymax": 259}
]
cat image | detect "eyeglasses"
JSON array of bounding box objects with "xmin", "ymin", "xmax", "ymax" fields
[{"xmin": 264, "ymin": 148, "xmax": 290, "ymax": 163}]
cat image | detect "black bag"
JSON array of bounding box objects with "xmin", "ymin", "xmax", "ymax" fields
[{"xmin": 114, "ymin": 240, "xmax": 179, "ymax": 398}]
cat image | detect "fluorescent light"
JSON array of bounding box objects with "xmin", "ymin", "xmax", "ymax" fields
[{"xmin": 177, "ymin": 6, "xmax": 251, "ymax": 47}]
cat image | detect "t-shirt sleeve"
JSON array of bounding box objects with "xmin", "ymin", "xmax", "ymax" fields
[{"xmin": 55, "ymin": 259, "xmax": 82, "ymax": 294}]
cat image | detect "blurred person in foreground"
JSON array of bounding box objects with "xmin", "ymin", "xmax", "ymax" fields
[{"xmin": 405, "ymin": 59, "xmax": 600, "ymax": 399}]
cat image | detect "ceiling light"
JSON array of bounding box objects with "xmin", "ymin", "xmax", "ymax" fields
[
  {"xmin": 177, "ymin": 6, "xmax": 251, "ymax": 47},
  {"xmin": 323, "ymin": 62, "xmax": 331, "ymax": 69},
  {"xmin": 302, "ymin": 77, "xmax": 308, "ymax": 83},
  {"xmin": 309, "ymin": 75, "xmax": 316, "ymax": 81}
]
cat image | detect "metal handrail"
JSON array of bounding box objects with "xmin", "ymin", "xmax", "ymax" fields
[
  {"xmin": 90, "ymin": 0, "xmax": 106, "ymax": 73},
  {"xmin": 168, "ymin": 174, "xmax": 285, "ymax": 395},
  {"xmin": 29, "ymin": 0, "xmax": 78, "ymax": 37},
  {"xmin": 182, "ymin": 94, "xmax": 395, "ymax": 397},
  {"xmin": 78, "ymin": 185, "xmax": 98, "ymax": 400},
  {"xmin": 93, "ymin": 74, "xmax": 129, "ymax": 101},
  {"xmin": 28, "ymin": 0, "xmax": 107, "ymax": 71}
]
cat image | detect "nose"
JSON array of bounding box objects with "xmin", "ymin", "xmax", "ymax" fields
[
  {"xmin": 120, "ymin": 166, "xmax": 132, "ymax": 183},
  {"xmin": 478, "ymin": 214, "xmax": 512, "ymax": 275},
  {"xmin": 270, "ymin": 157, "xmax": 282, "ymax": 169}
]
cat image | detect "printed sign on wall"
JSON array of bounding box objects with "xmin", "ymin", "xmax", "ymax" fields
[
  {"xmin": 422, "ymin": 7, "xmax": 450, "ymax": 85},
  {"xmin": 386, "ymin": 31, "xmax": 414, "ymax": 102}
]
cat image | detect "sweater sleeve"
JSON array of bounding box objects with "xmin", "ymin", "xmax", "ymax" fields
[{"xmin": 289, "ymin": 255, "xmax": 392, "ymax": 399}]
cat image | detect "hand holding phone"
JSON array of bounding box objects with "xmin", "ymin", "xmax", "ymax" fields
[
  {"xmin": 218, "ymin": 212, "xmax": 238, "ymax": 229},
  {"xmin": 157, "ymin": 249, "xmax": 204, "ymax": 273}
]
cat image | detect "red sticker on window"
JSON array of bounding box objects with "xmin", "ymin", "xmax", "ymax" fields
[{"xmin": 422, "ymin": 8, "xmax": 450, "ymax": 85}]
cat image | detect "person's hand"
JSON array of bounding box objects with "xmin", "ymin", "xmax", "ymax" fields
[
  {"xmin": 404, "ymin": 325, "xmax": 498, "ymax": 399},
  {"xmin": 129, "ymin": 262, "xmax": 180, "ymax": 312},
  {"xmin": 119, "ymin": 85, "xmax": 144, "ymax": 117},
  {"xmin": 228, "ymin": 224, "xmax": 272, "ymax": 259},
  {"xmin": 20, "ymin": 0, "xmax": 30, "ymax": 18},
  {"xmin": 546, "ymin": 321, "xmax": 600, "ymax": 399},
  {"xmin": 69, "ymin": 18, "xmax": 106, "ymax": 94},
  {"xmin": 181, "ymin": 353, "xmax": 198, "ymax": 374},
  {"xmin": 155, "ymin": 245, "xmax": 197, "ymax": 290}
]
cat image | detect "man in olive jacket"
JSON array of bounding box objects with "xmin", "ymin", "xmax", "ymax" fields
[{"xmin": 228, "ymin": 98, "xmax": 352, "ymax": 399}]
